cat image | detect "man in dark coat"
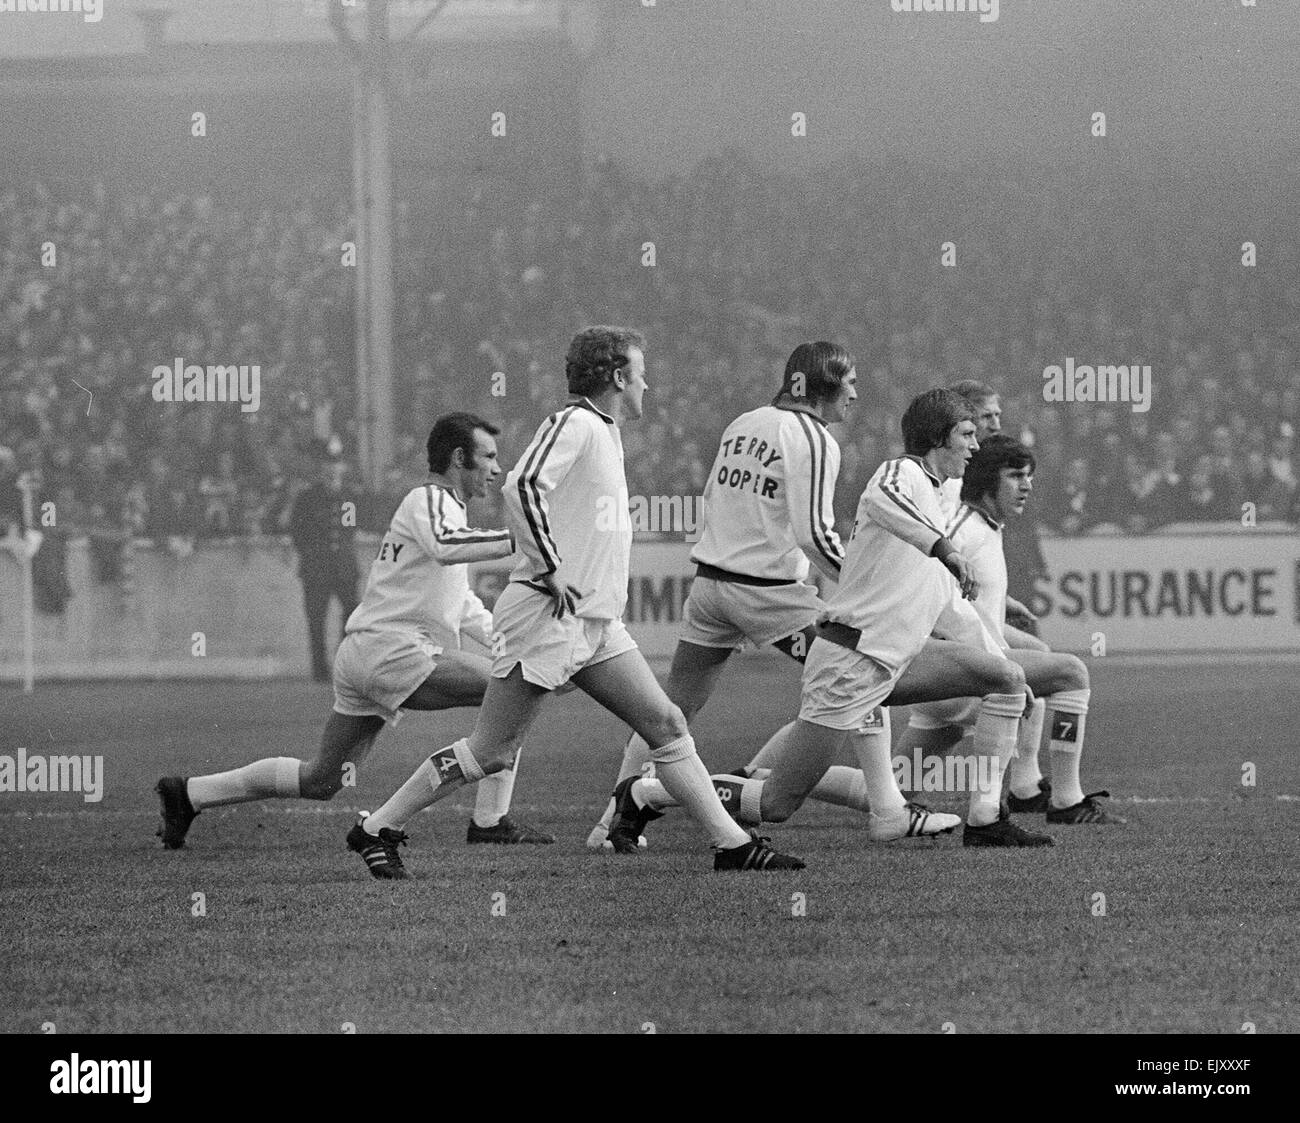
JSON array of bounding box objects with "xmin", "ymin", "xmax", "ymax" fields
[{"xmin": 289, "ymin": 452, "xmax": 360, "ymax": 682}]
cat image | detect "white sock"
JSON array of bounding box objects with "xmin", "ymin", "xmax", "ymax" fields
[
  {"xmin": 809, "ymin": 765, "xmax": 871, "ymax": 812},
  {"xmin": 651, "ymin": 735, "xmax": 751, "ymax": 849},
  {"xmin": 967, "ymin": 692, "xmax": 1026, "ymax": 827},
  {"xmin": 186, "ymin": 758, "xmax": 300, "ymax": 811},
  {"xmin": 365, "ymin": 738, "xmax": 486, "ymax": 834},
  {"xmin": 1047, "ymin": 689, "xmax": 1090, "ymax": 809},
  {"xmin": 472, "ymin": 745, "xmax": 522, "ymax": 828},
  {"xmin": 596, "ymin": 734, "xmax": 656, "ymax": 830},
  {"xmin": 1008, "ymin": 698, "xmax": 1046, "ymax": 798},
  {"xmin": 852, "ymin": 708, "xmax": 905, "ymax": 815},
  {"xmin": 631, "ymin": 777, "xmax": 678, "ymax": 812}
]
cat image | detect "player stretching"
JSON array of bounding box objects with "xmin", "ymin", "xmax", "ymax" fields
[
  {"xmin": 155, "ymin": 413, "xmax": 554, "ymax": 849},
  {"xmin": 621, "ymin": 389, "xmax": 1051, "ymax": 847},
  {"xmin": 589, "ymin": 342, "xmax": 956, "ymax": 850},
  {"xmin": 897, "ymin": 435, "xmax": 1124, "ymax": 824},
  {"xmin": 346, "ymin": 326, "xmax": 804, "ymax": 878},
  {"xmin": 899, "ymin": 378, "xmax": 1060, "ymax": 808}
]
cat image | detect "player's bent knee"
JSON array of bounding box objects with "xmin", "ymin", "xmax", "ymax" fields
[
  {"xmin": 761, "ymin": 792, "xmax": 798, "ymax": 823},
  {"xmin": 989, "ymin": 660, "xmax": 1026, "ymax": 695},
  {"xmin": 646, "ymin": 705, "xmax": 689, "ymax": 747},
  {"xmin": 1062, "ymin": 653, "xmax": 1089, "ymax": 690}
]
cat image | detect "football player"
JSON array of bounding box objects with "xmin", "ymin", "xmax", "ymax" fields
[
  {"xmin": 897, "ymin": 435, "xmax": 1124, "ymax": 823},
  {"xmin": 346, "ymin": 326, "xmax": 804, "ymax": 878},
  {"xmin": 155, "ymin": 413, "xmax": 555, "ymax": 849}
]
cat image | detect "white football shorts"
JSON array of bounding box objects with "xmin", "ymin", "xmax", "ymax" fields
[
  {"xmin": 490, "ymin": 582, "xmax": 638, "ymax": 690},
  {"xmin": 679, "ymin": 575, "xmax": 825, "ymax": 649},
  {"xmin": 798, "ymin": 636, "xmax": 902, "ymax": 732},
  {"xmin": 332, "ymin": 628, "xmax": 442, "ymax": 724}
]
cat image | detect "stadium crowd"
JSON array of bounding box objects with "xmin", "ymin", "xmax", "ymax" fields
[{"xmin": 3, "ymin": 154, "xmax": 1299, "ymax": 602}]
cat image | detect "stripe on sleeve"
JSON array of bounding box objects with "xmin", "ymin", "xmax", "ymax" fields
[
  {"xmin": 947, "ymin": 506, "xmax": 976, "ymax": 539},
  {"xmin": 878, "ymin": 458, "xmax": 945, "ymax": 537},
  {"xmin": 517, "ymin": 408, "xmax": 574, "ymax": 572},
  {"xmin": 429, "ymin": 487, "xmax": 509, "ymax": 545},
  {"xmin": 793, "ymin": 412, "xmax": 843, "ymax": 572}
]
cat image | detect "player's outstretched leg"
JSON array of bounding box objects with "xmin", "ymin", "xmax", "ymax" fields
[
  {"xmin": 347, "ymin": 666, "xmax": 544, "ymax": 879},
  {"xmin": 710, "ymin": 709, "xmax": 959, "ymax": 839},
  {"xmin": 467, "ymin": 746, "xmax": 555, "ymax": 844},
  {"xmin": 587, "ymin": 640, "xmax": 732, "ymax": 850},
  {"xmin": 574, "ymin": 649, "xmax": 804, "ymax": 870},
  {"xmin": 157, "ymin": 711, "xmax": 383, "ymax": 849}
]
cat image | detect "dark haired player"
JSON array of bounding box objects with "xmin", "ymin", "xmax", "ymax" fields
[
  {"xmin": 155, "ymin": 413, "xmax": 555, "ymax": 849},
  {"xmin": 587, "ymin": 342, "xmax": 851, "ymax": 849},
  {"xmin": 348, "ymin": 327, "xmax": 804, "ymax": 878},
  {"xmin": 901, "ymin": 435, "xmax": 1124, "ymax": 824}
]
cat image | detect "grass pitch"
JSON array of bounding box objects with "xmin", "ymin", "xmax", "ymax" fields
[{"xmin": 2, "ymin": 658, "xmax": 1296, "ymax": 1033}]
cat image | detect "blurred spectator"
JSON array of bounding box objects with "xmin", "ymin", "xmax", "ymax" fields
[
  {"xmin": 1183, "ymin": 455, "xmax": 1237, "ymax": 521},
  {"xmin": 1043, "ymin": 458, "xmax": 1103, "ymax": 535},
  {"xmin": 288, "ymin": 452, "xmax": 359, "ymax": 683},
  {"xmin": 1144, "ymin": 431, "xmax": 1186, "ymax": 527},
  {"xmin": 2, "ymin": 161, "xmax": 1299, "ymax": 555}
]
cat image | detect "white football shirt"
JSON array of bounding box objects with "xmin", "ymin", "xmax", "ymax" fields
[
  {"xmin": 344, "ymin": 484, "xmax": 513, "ymax": 649},
  {"xmin": 503, "ymin": 398, "xmax": 631, "ymax": 621},
  {"xmin": 937, "ymin": 477, "xmax": 963, "ymax": 522},
  {"xmin": 946, "ymin": 502, "xmax": 1009, "ymax": 650},
  {"xmin": 690, "ymin": 403, "xmax": 844, "ymax": 582},
  {"xmin": 824, "ymin": 455, "xmax": 1000, "ymax": 670}
]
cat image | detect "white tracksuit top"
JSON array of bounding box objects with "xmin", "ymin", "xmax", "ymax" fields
[
  {"xmin": 690, "ymin": 404, "xmax": 844, "ymax": 582},
  {"xmin": 345, "ymin": 483, "xmax": 513, "ymax": 648},
  {"xmin": 824, "ymin": 455, "xmax": 1000, "ymax": 669},
  {"xmin": 503, "ymin": 398, "xmax": 631, "ymax": 621}
]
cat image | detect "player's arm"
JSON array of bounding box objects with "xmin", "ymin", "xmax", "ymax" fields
[
  {"xmin": 458, "ymin": 588, "xmax": 495, "ymax": 650},
  {"xmin": 503, "ymin": 411, "xmax": 586, "ymax": 577},
  {"xmin": 418, "ymin": 489, "xmax": 515, "ymax": 566},
  {"xmin": 1005, "ymin": 594, "xmax": 1037, "ymax": 631},
  {"xmin": 502, "ymin": 410, "xmax": 587, "ymax": 616},
  {"xmin": 866, "ymin": 461, "xmax": 977, "ymax": 597},
  {"xmin": 1004, "ymin": 622, "xmax": 1049, "ymax": 652},
  {"xmin": 785, "ymin": 422, "xmax": 844, "ymax": 580}
]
